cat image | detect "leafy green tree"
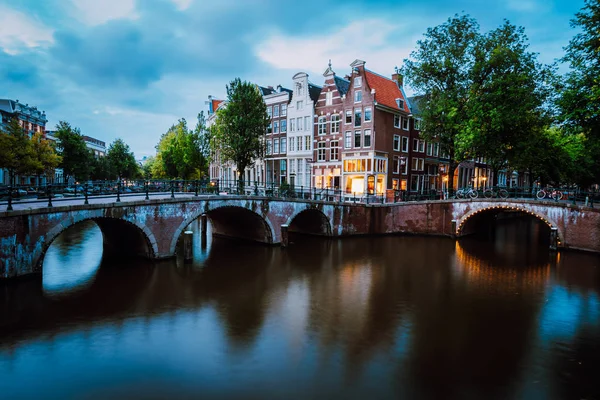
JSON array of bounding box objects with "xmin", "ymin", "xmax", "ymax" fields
[
  {"xmin": 90, "ymin": 155, "xmax": 114, "ymax": 180},
  {"xmin": 141, "ymin": 156, "xmax": 157, "ymax": 179},
  {"xmin": 0, "ymin": 118, "xmax": 37, "ymax": 185},
  {"xmin": 54, "ymin": 121, "xmax": 93, "ymax": 182},
  {"xmin": 558, "ymin": 0, "xmax": 600, "ymax": 185},
  {"xmin": 31, "ymin": 132, "xmax": 62, "ymax": 184},
  {"xmin": 469, "ymin": 21, "xmax": 554, "ymax": 186},
  {"xmin": 210, "ymin": 78, "xmax": 270, "ymax": 189},
  {"xmin": 402, "ymin": 15, "xmax": 481, "ymax": 193},
  {"xmin": 106, "ymin": 139, "xmax": 139, "ymax": 180}
]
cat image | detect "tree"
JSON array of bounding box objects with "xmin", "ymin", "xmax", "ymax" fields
[
  {"xmin": 469, "ymin": 21, "xmax": 554, "ymax": 186},
  {"xmin": 90, "ymin": 155, "xmax": 114, "ymax": 181},
  {"xmin": 31, "ymin": 132, "xmax": 61, "ymax": 183},
  {"xmin": 210, "ymin": 78, "xmax": 270, "ymax": 189},
  {"xmin": 0, "ymin": 118, "xmax": 37, "ymax": 185},
  {"xmin": 155, "ymin": 114, "xmax": 210, "ymax": 180},
  {"xmin": 558, "ymin": 0, "xmax": 600, "ymax": 184},
  {"xmin": 54, "ymin": 121, "xmax": 93, "ymax": 182},
  {"xmin": 141, "ymin": 156, "xmax": 157, "ymax": 179},
  {"xmin": 106, "ymin": 139, "xmax": 139, "ymax": 180},
  {"xmin": 401, "ymin": 15, "xmax": 482, "ymax": 193}
]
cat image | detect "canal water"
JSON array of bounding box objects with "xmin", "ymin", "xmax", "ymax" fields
[{"xmin": 1, "ymin": 218, "xmax": 599, "ymax": 399}]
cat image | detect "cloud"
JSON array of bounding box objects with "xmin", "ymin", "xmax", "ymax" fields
[
  {"xmin": 0, "ymin": 5, "xmax": 54, "ymax": 54},
  {"xmin": 171, "ymin": 0, "xmax": 193, "ymax": 10},
  {"xmin": 256, "ymin": 19, "xmax": 417, "ymax": 78},
  {"xmin": 69, "ymin": 0, "xmax": 138, "ymax": 25}
]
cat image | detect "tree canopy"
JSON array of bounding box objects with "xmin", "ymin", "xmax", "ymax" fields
[
  {"xmin": 54, "ymin": 121, "xmax": 93, "ymax": 182},
  {"xmin": 210, "ymin": 78, "xmax": 270, "ymax": 186},
  {"xmin": 106, "ymin": 138, "xmax": 139, "ymax": 180},
  {"xmin": 0, "ymin": 118, "xmax": 38, "ymax": 184}
]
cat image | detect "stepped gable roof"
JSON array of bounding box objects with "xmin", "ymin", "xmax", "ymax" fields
[
  {"xmin": 333, "ymin": 76, "xmax": 350, "ymax": 96},
  {"xmin": 364, "ymin": 69, "xmax": 410, "ymax": 113},
  {"xmin": 308, "ymin": 83, "xmax": 322, "ymax": 103},
  {"xmin": 407, "ymin": 95, "xmax": 424, "ymax": 115}
]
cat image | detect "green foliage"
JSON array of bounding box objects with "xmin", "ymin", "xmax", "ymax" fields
[
  {"xmin": 154, "ymin": 114, "xmax": 209, "ymax": 179},
  {"xmin": 210, "ymin": 78, "xmax": 270, "ymax": 185},
  {"xmin": 31, "ymin": 132, "xmax": 62, "ymax": 181},
  {"xmin": 54, "ymin": 121, "xmax": 93, "ymax": 181},
  {"xmin": 90, "ymin": 155, "xmax": 114, "ymax": 180},
  {"xmin": 106, "ymin": 138, "xmax": 139, "ymax": 180},
  {"xmin": 0, "ymin": 118, "xmax": 38, "ymax": 184}
]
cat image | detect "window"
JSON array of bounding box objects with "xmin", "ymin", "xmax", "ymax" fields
[
  {"xmin": 297, "ymin": 101, "xmax": 303, "ymax": 110},
  {"xmin": 281, "ymin": 138, "xmax": 287, "ymax": 153},
  {"xmin": 290, "ymin": 159, "xmax": 296, "ymax": 174},
  {"xmin": 354, "ymin": 130, "xmax": 361, "ymax": 148},
  {"xmin": 297, "ymin": 117, "xmax": 303, "ymax": 131},
  {"xmin": 273, "ymin": 105, "xmax": 279, "ymax": 117},
  {"xmin": 318, "ymin": 116, "xmax": 327, "ymax": 135},
  {"xmin": 281, "ymin": 120, "xmax": 287, "ymax": 133},
  {"xmin": 419, "ymin": 140, "xmax": 425, "ymax": 153},
  {"xmin": 427, "ymin": 143, "xmax": 433, "ymax": 156},
  {"xmin": 413, "ymin": 138, "xmax": 419, "ymax": 152},
  {"xmin": 267, "ymin": 123, "xmax": 272, "ymax": 134},
  {"xmin": 396, "ymin": 98, "xmax": 404, "ymax": 109},
  {"xmin": 402, "ymin": 117, "xmax": 409, "ymax": 130},
  {"xmin": 273, "ymin": 121, "xmax": 279, "ymax": 134},
  {"xmin": 281, "ymin": 104, "xmax": 287, "ymax": 116},
  {"xmin": 298, "ymin": 85, "xmax": 303, "ymax": 96},
  {"xmin": 345, "ymin": 110, "xmax": 352, "ymax": 124},
  {"xmin": 267, "ymin": 107, "xmax": 272, "ymax": 118},
  {"xmin": 402, "ymin": 136, "xmax": 409, "ymax": 152},
  {"xmin": 354, "ymin": 90, "xmax": 362, "ymax": 103},
  {"xmin": 317, "ymin": 142, "xmax": 326, "ymax": 161},
  {"xmin": 267, "ymin": 140, "xmax": 272, "ymax": 155},
  {"xmin": 393, "ymin": 156, "xmax": 400, "ymax": 173},
  {"xmin": 364, "ymin": 129, "xmax": 371, "ymax": 147},
  {"xmin": 418, "ymin": 158, "xmax": 425, "ymax": 171},
  {"xmin": 434, "ymin": 143, "xmax": 439, "ymax": 157},
  {"xmin": 402, "ymin": 159, "xmax": 408, "ymax": 175},
  {"xmin": 354, "ymin": 76, "xmax": 362, "ymax": 87},
  {"xmin": 290, "ymin": 119, "xmax": 296, "ymax": 132},
  {"xmin": 280, "ymin": 159, "xmax": 286, "ymax": 173},
  {"xmin": 305, "ymin": 116, "xmax": 311, "ymax": 131},
  {"xmin": 394, "ymin": 115, "xmax": 400, "ymax": 128},
  {"xmin": 414, "ymin": 118, "xmax": 421, "ymax": 130},
  {"xmin": 410, "ymin": 175, "xmax": 419, "ymax": 191},
  {"xmin": 364, "ymin": 107, "xmax": 372, "ymax": 122},
  {"xmin": 345, "ymin": 131, "xmax": 352, "ymax": 148},
  {"xmin": 393, "ymin": 135, "xmax": 400, "ymax": 151},
  {"xmin": 354, "ymin": 108, "xmax": 362, "ymax": 127},
  {"xmin": 331, "ymin": 114, "xmax": 340, "ymax": 134},
  {"xmin": 305, "ymin": 135, "xmax": 311, "ymax": 151},
  {"xmin": 326, "ymin": 91, "xmax": 333, "ymax": 105},
  {"xmin": 298, "ymin": 137, "xmax": 303, "ymax": 151},
  {"xmin": 393, "ymin": 179, "xmax": 399, "ymax": 190},
  {"xmin": 289, "ymin": 137, "xmax": 295, "ymax": 152},
  {"xmin": 274, "ymin": 138, "xmax": 279, "ymax": 154},
  {"xmin": 331, "ymin": 140, "xmax": 339, "ymax": 161}
]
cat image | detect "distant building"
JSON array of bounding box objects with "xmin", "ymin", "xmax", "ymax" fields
[{"xmin": 0, "ymin": 99, "xmax": 48, "ymax": 185}]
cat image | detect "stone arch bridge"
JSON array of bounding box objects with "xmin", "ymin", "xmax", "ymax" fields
[{"xmin": 1, "ymin": 196, "xmax": 599, "ymax": 279}]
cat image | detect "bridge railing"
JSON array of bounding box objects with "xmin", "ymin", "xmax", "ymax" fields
[{"xmin": 1, "ymin": 180, "xmax": 598, "ymax": 211}]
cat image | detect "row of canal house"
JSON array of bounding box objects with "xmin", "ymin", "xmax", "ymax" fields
[{"xmin": 208, "ymin": 59, "xmax": 499, "ymax": 197}]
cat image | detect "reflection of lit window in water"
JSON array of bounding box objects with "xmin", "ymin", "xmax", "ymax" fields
[{"xmin": 43, "ymin": 221, "xmax": 103, "ymax": 297}]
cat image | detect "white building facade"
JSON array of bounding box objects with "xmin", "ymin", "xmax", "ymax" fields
[{"xmin": 286, "ymin": 73, "xmax": 321, "ymax": 188}]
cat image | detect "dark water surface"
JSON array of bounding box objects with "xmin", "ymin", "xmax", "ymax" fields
[{"xmin": 1, "ymin": 219, "xmax": 599, "ymax": 399}]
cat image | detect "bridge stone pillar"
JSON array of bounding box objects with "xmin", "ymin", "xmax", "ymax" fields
[
  {"xmin": 550, "ymin": 227, "xmax": 558, "ymax": 251},
  {"xmin": 280, "ymin": 224, "xmax": 289, "ymax": 248},
  {"xmin": 451, "ymin": 220, "xmax": 457, "ymax": 238}
]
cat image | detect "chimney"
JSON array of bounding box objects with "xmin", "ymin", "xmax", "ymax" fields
[
  {"xmin": 392, "ymin": 73, "xmax": 404, "ymax": 87},
  {"xmin": 208, "ymin": 95, "xmax": 214, "ymax": 114}
]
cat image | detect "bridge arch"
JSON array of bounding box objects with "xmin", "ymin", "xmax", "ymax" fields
[
  {"xmin": 286, "ymin": 207, "xmax": 332, "ymax": 237},
  {"xmin": 169, "ymin": 204, "xmax": 276, "ymax": 255},
  {"xmin": 37, "ymin": 216, "xmax": 158, "ymax": 271},
  {"xmin": 456, "ymin": 204, "xmax": 564, "ymax": 244}
]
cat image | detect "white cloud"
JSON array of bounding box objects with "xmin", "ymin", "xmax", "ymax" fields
[
  {"xmin": 0, "ymin": 5, "xmax": 54, "ymax": 54},
  {"xmin": 171, "ymin": 0, "xmax": 193, "ymax": 11},
  {"xmin": 255, "ymin": 19, "xmax": 416, "ymax": 79},
  {"xmin": 70, "ymin": 0, "xmax": 138, "ymax": 25}
]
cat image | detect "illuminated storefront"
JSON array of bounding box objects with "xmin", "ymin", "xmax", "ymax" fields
[{"xmin": 343, "ymin": 156, "xmax": 387, "ymax": 195}]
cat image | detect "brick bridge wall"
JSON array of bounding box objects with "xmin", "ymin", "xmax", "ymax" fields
[{"xmin": 1, "ymin": 197, "xmax": 599, "ymax": 279}]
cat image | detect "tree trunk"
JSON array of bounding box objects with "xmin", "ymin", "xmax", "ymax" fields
[
  {"xmin": 492, "ymin": 167, "xmax": 499, "ymax": 187},
  {"xmin": 237, "ymin": 167, "xmax": 245, "ymax": 194},
  {"xmin": 447, "ymin": 163, "xmax": 457, "ymax": 197}
]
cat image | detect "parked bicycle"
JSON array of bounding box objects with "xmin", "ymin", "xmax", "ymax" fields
[
  {"xmin": 483, "ymin": 187, "xmax": 509, "ymax": 199},
  {"xmin": 536, "ymin": 187, "xmax": 563, "ymax": 201},
  {"xmin": 455, "ymin": 187, "xmax": 478, "ymax": 199}
]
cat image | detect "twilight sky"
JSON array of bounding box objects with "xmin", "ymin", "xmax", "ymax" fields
[{"xmin": 0, "ymin": 0, "xmax": 585, "ymax": 158}]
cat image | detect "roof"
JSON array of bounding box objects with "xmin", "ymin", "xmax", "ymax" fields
[
  {"xmin": 308, "ymin": 83, "xmax": 322, "ymax": 103},
  {"xmin": 364, "ymin": 70, "xmax": 410, "ymax": 113},
  {"xmin": 0, "ymin": 99, "xmax": 16, "ymax": 114},
  {"xmin": 333, "ymin": 76, "xmax": 350, "ymax": 96},
  {"xmin": 407, "ymin": 95, "xmax": 424, "ymax": 115},
  {"xmin": 211, "ymin": 99, "xmax": 224, "ymax": 112},
  {"xmin": 257, "ymin": 86, "xmax": 276, "ymax": 96}
]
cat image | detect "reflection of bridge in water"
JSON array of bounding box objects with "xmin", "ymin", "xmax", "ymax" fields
[{"xmin": 2, "ymin": 195, "xmax": 600, "ymax": 279}]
